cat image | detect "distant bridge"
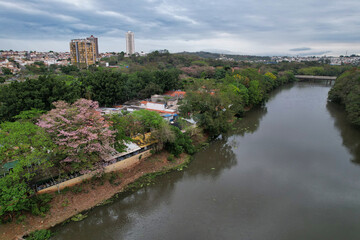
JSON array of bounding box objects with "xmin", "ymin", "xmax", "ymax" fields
[{"xmin": 295, "ymin": 75, "xmax": 337, "ymax": 84}]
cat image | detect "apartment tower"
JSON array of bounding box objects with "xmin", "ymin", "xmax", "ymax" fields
[
  {"xmin": 126, "ymin": 31, "xmax": 135, "ymax": 55},
  {"xmin": 70, "ymin": 38, "xmax": 96, "ymax": 68},
  {"xmin": 86, "ymin": 35, "xmax": 99, "ymax": 58}
]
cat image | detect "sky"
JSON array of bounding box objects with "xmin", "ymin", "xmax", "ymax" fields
[{"xmin": 0, "ymin": 0, "xmax": 359, "ymax": 56}]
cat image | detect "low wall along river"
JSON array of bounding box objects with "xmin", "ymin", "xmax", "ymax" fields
[{"xmin": 38, "ymin": 150, "xmax": 152, "ymax": 194}]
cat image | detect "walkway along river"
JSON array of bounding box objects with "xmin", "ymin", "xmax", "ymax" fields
[{"xmin": 52, "ymin": 82, "xmax": 360, "ymax": 240}]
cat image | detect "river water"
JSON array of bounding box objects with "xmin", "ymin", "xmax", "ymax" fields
[{"xmin": 52, "ymin": 82, "xmax": 360, "ymax": 240}]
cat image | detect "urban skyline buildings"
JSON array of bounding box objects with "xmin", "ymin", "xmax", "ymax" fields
[
  {"xmin": 70, "ymin": 38, "xmax": 96, "ymax": 68},
  {"xmin": 126, "ymin": 31, "xmax": 135, "ymax": 55},
  {"xmin": 86, "ymin": 35, "xmax": 99, "ymax": 58}
]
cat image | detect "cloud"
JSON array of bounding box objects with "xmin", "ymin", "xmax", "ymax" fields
[
  {"xmin": 290, "ymin": 48, "xmax": 312, "ymax": 52},
  {"xmin": 96, "ymin": 10, "xmax": 138, "ymax": 24},
  {"xmin": 153, "ymin": 2, "xmax": 198, "ymax": 25},
  {"xmin": 0, "ymin": 0, "xmax": 360, "ymax": 55},
  {"xmin": 0, "ymin": 1, "xmax": 78, "ymax": 22}
]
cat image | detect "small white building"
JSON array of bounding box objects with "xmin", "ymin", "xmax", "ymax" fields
[{"xmin": 140, "ymin": 101, "xmax": 166, "ymax": 111}]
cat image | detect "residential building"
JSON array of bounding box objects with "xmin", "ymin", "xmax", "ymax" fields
[
  {"xmin": 70, "ymin": 39, "xmax": 96, "ymax": 68},
  {"xmin": 126, "ymin": 31, "xmax": 135, "ymax": 55},
  {"xmin": 86, "ymin": 35, "xmax": 99, "ymax": 58}
]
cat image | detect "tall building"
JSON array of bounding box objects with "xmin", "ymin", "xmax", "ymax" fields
[
  {"xmin": 86, "ymin": 35, "xmax": 99, "ymax": 58},
  {"xmin": 70, "ymin": 39, "xmax": 96, "ymax": 68},
  {"xmin": 126, "ymin": 31, "xmax": 135, "ymax": 55}
]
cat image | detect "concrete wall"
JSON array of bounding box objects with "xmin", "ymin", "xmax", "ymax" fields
[
  {"xmin": 146, "ymin": 102, "xmax": 165, "ymax": 111},
  {"xmin": 37, "ymin": 149, "xmax": 152, "ymax": 194}
]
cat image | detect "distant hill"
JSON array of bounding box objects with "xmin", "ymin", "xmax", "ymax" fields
[{"xmin": 175, "ymin": 51, "xmax": 271, "ymax": 61}]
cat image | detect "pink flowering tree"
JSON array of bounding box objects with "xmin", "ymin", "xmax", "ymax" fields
[{"xmin": 37, "ymin": 99, "xmax": 116, "ymax": 173}]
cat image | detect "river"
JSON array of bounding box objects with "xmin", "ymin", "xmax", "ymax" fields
[{"xmin": 52, "ymin": 82, "xmax": 360, "ymax": 240}]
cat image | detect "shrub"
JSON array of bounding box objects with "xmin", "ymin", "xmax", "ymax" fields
[
  {"xmin": 26, "ymin": 229, "xmax": 52, "ymax": 240},
  {"xmin": 30, "ymin": 194, "xmax": 53, "ymax": 216},
  {"xmin": 167, "ymin": 154, "xmax": 175, "ymax": 162},
  {"xmin": 165, "ymin": 126, "xmax": 195, "ymax": 157}
]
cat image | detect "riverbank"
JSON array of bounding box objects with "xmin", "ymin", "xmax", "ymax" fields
[{"xmin": 0, "ymin": 136, "xmax": 207, "ymax": 240}]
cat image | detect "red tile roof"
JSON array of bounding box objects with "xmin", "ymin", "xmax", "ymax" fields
[{"xmin": 164, "ymin": 91, "xmax": 186, "ymax": 97}]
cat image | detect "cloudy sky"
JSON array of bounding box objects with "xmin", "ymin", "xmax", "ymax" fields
[{"xmin": 0, "ymin": 0, "xmax": 359, "ymax": 56}]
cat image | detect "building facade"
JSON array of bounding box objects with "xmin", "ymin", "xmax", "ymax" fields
[
  {"xmin": 86, "ymin": 35, "xmax": 99, "ymax": 58},
  {"xmin": 126, "ymin": 31, "xmax": 135, "ymax": 55},
  {"xmin": 70, "ymin": 39, "xmax": 96, "ymax": 68}
]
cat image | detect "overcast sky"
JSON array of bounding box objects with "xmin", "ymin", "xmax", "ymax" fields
[{"xmin": 0, "ymin": 0, "xmax": 359, "ymax": 56}]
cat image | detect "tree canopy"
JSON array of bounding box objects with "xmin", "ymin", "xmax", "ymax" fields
[{"xmin": 37, "ymin": 99, "xmax": 116, "ymax": 172}]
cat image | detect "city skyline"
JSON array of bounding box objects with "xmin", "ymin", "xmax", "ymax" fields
[{"xmin": 0, "ymin": 0, "xmax": 360, "ymax": 56}]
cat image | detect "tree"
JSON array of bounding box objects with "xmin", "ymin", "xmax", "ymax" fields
[
  {"xmin": 132, "ymin": 109, "xmax": 165, "ymax": 133},
  {"xmin": 0, "ymin": 176, "xmax": 33, "ymax": 221},
  {"xmin": 165, "ymin": 126, "xmax": 195, "ymax": 157},
  {"xmin": 60, "ymin": 65, "xmax": 79, "ymax": 75},
  {"xmin": 180, "ymin": 90, "xmax": 234, "ymax": 138},
  {"xmin": 0, "ymin": 75, "xmax": 81, "ymax": 122},
  {"xmin": 14, "ymin": 109, "xmax": 46, "ymax": 123},
  {"xmin": 329, "ymin": 68, "xmax": 360, "ymax": 126},
  {"xmin": 0, "ymin": 121, "xmax": 54, "ymax": 169},
  {"xmin": 107, "ymin": 113, "xmax": 134, "ymax": 153},
  {"xmin": 0, "ymin": 121, "xmax": 55, "ymax": 221},
  {"xmin": 248, "ymin": 80, "xmax": 263, "ymax": 105},
  {"xmin": 1, "ymin": 67, "xmax": 12, "ymax": 75},
  {"xmin": 37, "ymin": 99, "xmax": 116, "ymax": 172},
  {"xmin": 81, "ymin": 69, "xmax": 127, "ymax": 106}
]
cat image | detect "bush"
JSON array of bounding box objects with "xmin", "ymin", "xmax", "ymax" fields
[
  {"xmin": 167, "ymin": 154, "xmax": 175, "ymax": 162},
  {"xmin": 30, "ymin": 194, "xmax": 53, "ymax": 216},
  {"xmin": 26, "ymin": 229, "xmax": 52, "ymax": 240},
  {"xmin": 165, "ymin": 126, "xmax": 195, "ymax": 157}
]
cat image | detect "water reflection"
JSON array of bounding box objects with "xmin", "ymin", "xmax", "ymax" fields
[
  {"xmin": 52, "ymin": 169, "xmax": 188, "ymax": 239},
  {"xmin": 326, "ymin": 101, "xmax": 360, "ymax": 164},
  {"xmin": 185, "ymin": 138, "xmax": 237, "ymax": 179},
  {"xmin": 233, "ymin": 105, "xmax": 267, "ymax": 136}
]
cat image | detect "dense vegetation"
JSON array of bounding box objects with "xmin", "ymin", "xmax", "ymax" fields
[
  {"xmin": 328, "ymin": 68, "xmax": 360, "ymax": 126},
  {"xmin": 180, "ymin": 70, "xmax": 296, "ymax": 137},
  {"xmin": 0, "ymin": 51, "xmax": 351, "ymax": 122}
]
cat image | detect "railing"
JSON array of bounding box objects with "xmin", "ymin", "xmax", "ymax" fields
[{"xmin": 295, "ymin": 75, "xmax": 337, "ymax": 80}]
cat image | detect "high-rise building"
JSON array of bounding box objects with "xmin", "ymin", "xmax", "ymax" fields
[
  {"xmin": 70, "ymin": 39, "xmax": 96, "ymax": 68},
  {"xmin": 126, "ymin": 31, "xmax": 135, "ymax": 55},
  {"xmin": 86, "ymin": 35, "xmax": 99, "ymax": 58}
]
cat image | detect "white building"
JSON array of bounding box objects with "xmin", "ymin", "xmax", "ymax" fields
[{"xmin": 126, "ymin": 31, "xmax": 135, "ymax": 55}]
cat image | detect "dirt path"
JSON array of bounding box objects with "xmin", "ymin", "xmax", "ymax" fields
[{"xmin": 0, "ymin": 152, "xmax": 190, "ymax": 240}]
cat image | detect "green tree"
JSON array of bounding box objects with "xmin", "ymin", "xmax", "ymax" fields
[
  {"xmin": 0, "ymin": 75, "xmax": 80, "ymax": 121},
  {"xmin": 0, "ymin": 121, "xmax": 54, "ymax": 221},
  {"xmin": 1, "ymin": 67, "xmax": 12, "ymax": 75},
  {"xmin": 328, "ymin": 68, "xmax": 360, "ymax": 126},
  {"xmin": 248, "ymin": 80, "xmax": 263, "ymax": 105},
  {"xmin": 81, "ymin": 69, "xmax": 127, "ymax": 106},
  {"xmin": 60, "ymin": 65, "xmax": 79, "ymax": 75},
  {"xmin": 180, "ymin": 90, "xmax": 233, "ymax": 138},
  {"xmin": 132, "ymin": 109, "xmax": 165, "ymax": 133},
  {"xmin": 0, "ymin": 121, "xmax": 54, "ymax": 167},
  {"xmin": 165, "ymin": 126, "xmax": 195, "ymax": 157}
]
